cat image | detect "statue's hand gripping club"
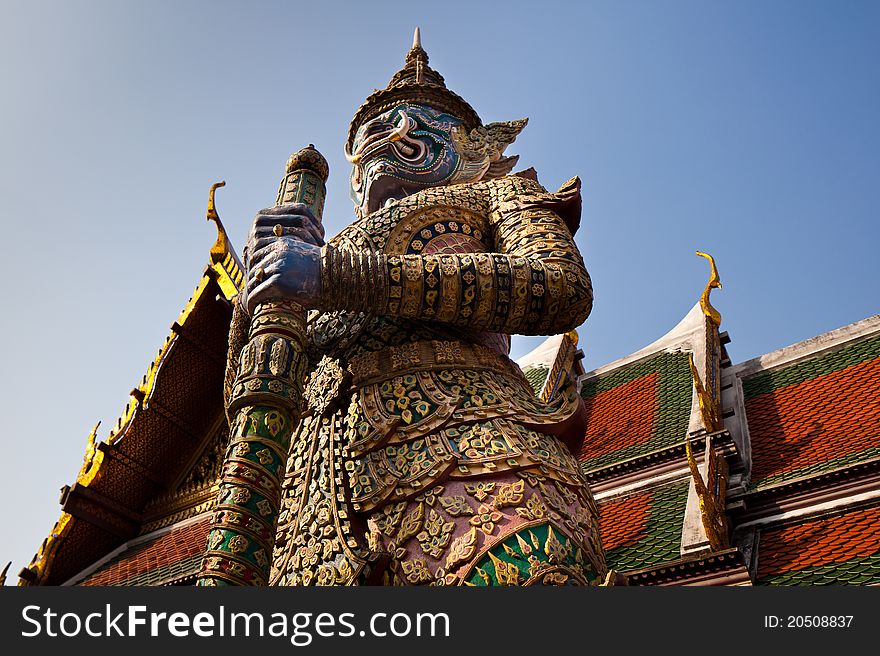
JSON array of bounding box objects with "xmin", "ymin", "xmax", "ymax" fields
[
  {"xmin": 243, "ymin": 143, "xmax": 329, "ymax": 313},
  {"xmin": 197, "ymin": 146, "xmax": 329, "ymax": 587},
  {"xmin": 243, "ymin": 204, "xmax": 324, "ymax": 314},
  {"xmin": 232, "ymin": 142, "xmax": 329, "ymax": 417}
]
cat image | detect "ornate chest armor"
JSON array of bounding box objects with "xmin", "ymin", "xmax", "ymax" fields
[{"xmin": 271, "ymin": 175, "xmax": 606, "ymax": 586}]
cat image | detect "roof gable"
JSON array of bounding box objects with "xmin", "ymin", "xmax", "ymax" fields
[{"xmin": 21, "ymin": 194, "xmax": 244, "ymax": 586}]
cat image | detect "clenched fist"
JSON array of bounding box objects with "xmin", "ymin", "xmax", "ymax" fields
[{"xmin": 241, "ymin": 204, "xmax": 325, "ymax": 314}]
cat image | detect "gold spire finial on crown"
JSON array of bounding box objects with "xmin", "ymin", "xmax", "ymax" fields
[{"xmin": 412, "ymin": 27, "xmax": 424, "ymax": 83}]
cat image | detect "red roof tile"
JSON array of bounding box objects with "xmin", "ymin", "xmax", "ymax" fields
[
  {"xmin": 757, "ymin": 505, "xmax": 880, "ymax": 579},
  {"xmin": 81, "ymin": 517, "xmax": 210, "ymax": 586},
  {"xmin": 598, "ymin": 489, "xmax": 653, "ymax": 551},
  {"xmin": 579, "ymin": 373, "xmax": 658, "ymax": 463},
  {"xmin": 747, "ymin": 357, "xmax": 880, "ymax": 486}
]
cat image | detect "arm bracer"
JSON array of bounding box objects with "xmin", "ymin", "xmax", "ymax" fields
[{"xmin": 320, "ymin": 195, "xmax": 592, "ymax": 335}]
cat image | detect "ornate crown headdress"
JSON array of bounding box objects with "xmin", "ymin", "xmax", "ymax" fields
[
  {"xmin": 347, "ymin": 28, "xmax": 528, "ymax": 181},
  {"xmin": 346, "ymin": 28, "xmax": 482, "ymax": 152}
]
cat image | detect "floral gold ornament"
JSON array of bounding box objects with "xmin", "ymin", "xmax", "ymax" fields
[
  {"xmin": 437, "ymin": 495, "xmax": 475, "ymax": 516},
  {"xmin": 445, "ymin": 528, "xmax": 479, "ymax": 570},
  {"xmin": 494, "ymin": 480, "xmax": 525, "ymax": 508},
  {"xmin": 469, "ymin": 504, "xmax": 504, "ymax": 536},
  {"xmin": 466, "ymin": 482, "xmax": 495, "ymax": 501}
]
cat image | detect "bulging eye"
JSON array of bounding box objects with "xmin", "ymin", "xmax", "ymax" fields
[
  {"xmin": 396, "ymin": 142, "xmax": 417, "ymax": 157},
  {"xmin": 391, "ymin": 137, "xmax": 427, "ymax": 163}
]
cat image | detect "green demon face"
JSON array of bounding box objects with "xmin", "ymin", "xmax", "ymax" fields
[{"xmin": 347, "ymin": 103, "xmax": 464, "ymax": 216}]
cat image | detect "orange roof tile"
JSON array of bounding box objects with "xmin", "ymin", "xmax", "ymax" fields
[
  {"xmin": 598, "ymin": 489, "xmax": 653, "ymax": 551},
  {"xmin": 579, "ymin": 373, "xmax": 658, "ymax": 463},
  {"xmin": 80, "ymin": 517, "xmax": 210, "ymax": 586},
  {"xmin": 757, "ymin": 505, "xmax": 880, "ymax": 583},
  {"xmin": 746, "ymin": 356, "xmax": 880, "ymax": 487}
]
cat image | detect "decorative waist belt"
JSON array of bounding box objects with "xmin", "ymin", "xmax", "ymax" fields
[{"xmin": 346, "ymin": 340, "xmax": 524, "ymax": 387}]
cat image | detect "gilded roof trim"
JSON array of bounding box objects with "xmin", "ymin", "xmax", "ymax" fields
[{"xmin": 206, "ymin": 181, "xmax": 245, "ymax": 300}]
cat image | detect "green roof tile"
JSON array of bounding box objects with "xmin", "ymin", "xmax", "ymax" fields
[
  {"xmin": 523, "ymin": 366, "xmax": 550, "ymax": 396},
  {"xmin": 604, "ymin": 480, "xmax": 689, "ymax": 572},
  {"xmin": 757, "ymin": 554, "xmax": 880, "ymax": 586},
  {"xmin": 116, "ymin": 554, "xmax": 203, "ymax": 586},
  {"xmin": 743, "ymin": 334, "xmax": 880, "ymax": 400},
  {"xmin": 580, "ymin": 352, "xmax": 692, "ymax": 472},
  {"xmin": 751, "ymin": 445, "xmax": 880, "ymax": 490}
]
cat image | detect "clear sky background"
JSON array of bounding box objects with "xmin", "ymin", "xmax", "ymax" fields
[{"xmin": 1, "ymin": 0, "xmax": 877, "ymax": 582}]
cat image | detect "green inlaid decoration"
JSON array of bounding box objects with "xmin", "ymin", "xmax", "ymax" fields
[
  {"xmin": 465, "ymin": 523, "xmax": 599, "ymax": 586},
  {"xmin": 198, "ymin": 403, "xmax": 295, "ymax": 586}
]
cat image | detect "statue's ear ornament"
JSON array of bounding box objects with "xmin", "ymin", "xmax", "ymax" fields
[{"xmin": 451, "ymin": 118, "xmax": 529, "ymax": 181}]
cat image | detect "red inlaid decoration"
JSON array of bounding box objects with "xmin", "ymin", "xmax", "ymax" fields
[
  {"xmin": 757, "ymin": 505, "xmax": 880, "ymax": 577},
  {"xmin": 747, "ymin": 358, "xmax": 880, "ymax": 484},
  {"xmin": 577, "ymin": 373, "xmax": 659, "ymax": 462},
  {"xmin": 422, "ymin": 233, "xmax": 483, "ymax": 255}
]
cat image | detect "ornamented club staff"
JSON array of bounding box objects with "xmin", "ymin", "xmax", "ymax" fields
[{"xmin": 197, "ymin": 146, "xmax": 329, "ymax": 586}]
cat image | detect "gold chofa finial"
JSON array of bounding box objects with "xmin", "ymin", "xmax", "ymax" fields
[
  {"xmin": 413, "ymin": 26, "xmax": 421, "ymax": 49},
  {"xmin": 77, "ymin": 421, "xmax": 101, "ymax": 480},
  {"xmin": 207, "ymin": 181, "xmax": 233, "ymax": 265},
  {"xmin": 207, "ymin": 181, "xmax": 225, "ymax": 223},
  {"xmin": 695, "ymin": 251, "xmax": 722, "ymax": 326}
]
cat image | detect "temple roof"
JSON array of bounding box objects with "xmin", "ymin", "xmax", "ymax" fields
[
  {"xmin": 516, "ymin": 331, "xmax": 583, "ymax": 402},
  {"xmin": 721, "ymin": 314, "xmax": 880, "ymax": 586},
  {"xmin": 755, "ymin": 503, "xmax": 880, "ymax": 585},
  {"xmin": 740, "ymin": 329, "xmax": 880, "ymax": 490},
  {"xmin": 575, "ymin": 299, "xmax": 732, "ymax": 479},
  {"xmin": 76, "ymin": 515, "xmax": 211, "ymax": 586},
  {"xmin": 598, "ymin": 479, "xmax": 690, "ymax": 572}
]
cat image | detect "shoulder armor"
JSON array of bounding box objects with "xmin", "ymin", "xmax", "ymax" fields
[{"xmin": 487, "ymin": 174, "xmax": 582, "ymax": 236}]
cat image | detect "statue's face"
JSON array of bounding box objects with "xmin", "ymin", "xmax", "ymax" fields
[{"xmin": 348, "ymin": 103, "xmax": 463, "ymax": 216}]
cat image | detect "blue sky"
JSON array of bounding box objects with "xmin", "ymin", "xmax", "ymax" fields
[{"xmin": 1, "ymin": 0, "xmax": 877, "ymax": 581}]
